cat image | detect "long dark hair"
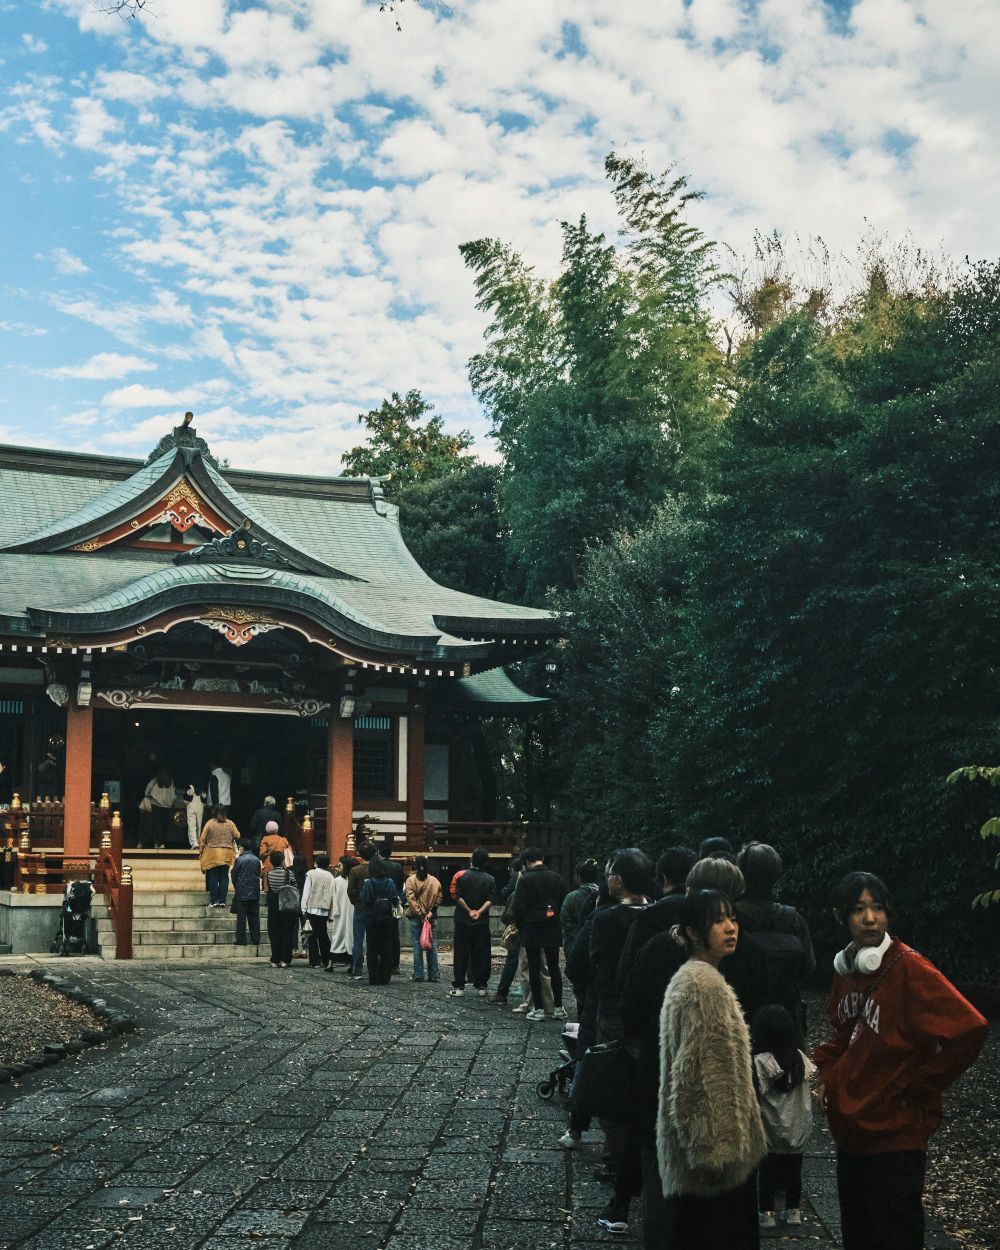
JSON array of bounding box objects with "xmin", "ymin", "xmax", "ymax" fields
[
  {"xmin": 751, "ymin": 1004, "xmax": 805, "ymax": 1091},
  {"xmin": 414, "ymin": 856, "xmax": 429, "ymax": 881}
]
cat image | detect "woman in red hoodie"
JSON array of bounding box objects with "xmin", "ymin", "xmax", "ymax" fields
[{"xmin": 813, "ymin": 872, "xmax": 988, "ymax": 1250}]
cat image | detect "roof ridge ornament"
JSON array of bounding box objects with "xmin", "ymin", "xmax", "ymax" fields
[
  {"xmin": 174, "ymin": 522, "xmax": 294, "ymax": 570},
  {"xmin": 145, "ymin": 412, "xmax": 219, "ymax": 469}
]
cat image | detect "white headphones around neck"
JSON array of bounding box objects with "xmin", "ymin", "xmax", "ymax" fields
[{"xmin": 833, "ymin": 931, "xmax": 892, "ymax": 976}]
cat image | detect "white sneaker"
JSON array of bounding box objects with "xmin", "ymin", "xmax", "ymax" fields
[
  {"xmin": 477, "ymin": 988, "xmax": 488, "ymax": 997},
  {"xmin": 784, "ymin": 1209, "xmax": 802, "ymax": 1226},
  {"xmin": 759, "ymin": 1212, "xmax": 776, "ymax": 1229},
  {"xmin": 525, "ymin": 1007, "xmax": 547, "ymax": 1021},
  {"xmin": 511, "ymin": 1003, "xmax": 530, "ymax": 1014},
  {"xmin": 558, "ymin": 1131, "xmax": 581, "ymax": 1149},
  {"xmin": 551, "ymin": 1007, "xmax": 568, "ymax": 1020},
  {"xmin": 448, "ymin": 988, "xmax": 466, "ymax": 997}
]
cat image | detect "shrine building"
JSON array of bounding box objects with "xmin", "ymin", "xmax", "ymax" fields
[{"xmin": 0, "ymin": 415, "xmax": 558, "ymax": 885}]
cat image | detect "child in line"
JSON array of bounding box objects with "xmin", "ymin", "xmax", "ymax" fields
[{"xmin": 752, "ymin": 1003, "xmax": 816, "ymax": 1228}]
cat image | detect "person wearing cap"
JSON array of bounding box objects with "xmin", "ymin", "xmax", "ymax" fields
[{"xmin": 258, "ymin": 820, "xmax": 291, "ymax": 879}]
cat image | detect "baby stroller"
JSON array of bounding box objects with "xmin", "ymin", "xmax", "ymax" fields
[
  {"xmin": 536, "ymin": 1021, "xmax": 580, "ymax": 1102},
  {"xmin": 53, "ymin": 880, "xmax": 94, "ymax": 956}
]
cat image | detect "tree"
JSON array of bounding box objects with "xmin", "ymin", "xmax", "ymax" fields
[
  {"xmin": 460, "ymin": 153, "xmax": 728, "ymax": 602},
  {"xmin": 945, "ymin": 767, "xmax": 1000, "ymax": 909},
  {"xmin": 340, "ymin": 390, "xmax": 474, "ymax": 501},
  {"xmin": 652, "ymin": 257, "xmax": 1000, "ymax": 975},
  {"xmin": 397, "ymin": 463, "xmax": 510, "ymax": 599}
]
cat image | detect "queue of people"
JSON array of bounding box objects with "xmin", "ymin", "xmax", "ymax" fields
[
  {"xmin": 188, "ymin": 819, "xmax": 988, "ymax": 1250},
  {"xmin": 545, "ymin": 842, "xmax": 988, "ymax": 1250}
]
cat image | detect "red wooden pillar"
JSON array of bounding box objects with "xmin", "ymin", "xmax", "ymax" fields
[
  {"xmin": 406, "ymin": 697, "xmax": 425, "ymax": 828},
  {"xmin": 326, "ymin": 717, "xmax": 353, "ymax": 860},
  {"xmin": 63, "ymin": 702, "xmax": 93, "ymax": 876}
]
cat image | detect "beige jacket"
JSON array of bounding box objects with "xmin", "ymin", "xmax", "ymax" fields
[
  {"xmin": 657, "ymin": 957, "xmax": 767, "ymax": 1198},
  {"xmin": 199, "ymin": 819, "xmax": 240, "ymax": 872},
  {"xmin": 404, "ymin": 873, "xmax": 443, "ymax": 919}
]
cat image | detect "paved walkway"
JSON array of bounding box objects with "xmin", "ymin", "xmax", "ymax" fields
[{"xmin": 0, "ymin": 955, "xmax": 957, "ymax": 1250}]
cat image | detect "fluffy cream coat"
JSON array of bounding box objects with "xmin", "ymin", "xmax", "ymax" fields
[{"xmin": 657, "ymin": 956, "xmax": 767, "ymax": 1197}]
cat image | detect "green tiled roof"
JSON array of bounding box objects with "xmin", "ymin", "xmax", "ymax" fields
[{"xmin": 0, "ymin": 438, "xmax": 556, "ymax": 660}]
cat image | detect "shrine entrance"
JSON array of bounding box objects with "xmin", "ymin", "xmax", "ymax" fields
[{"xmin": 93, "ymin": 707, "xmax": 329, "ymax": 844}]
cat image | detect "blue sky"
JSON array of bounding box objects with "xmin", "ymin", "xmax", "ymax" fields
[{"xmin": 1, "ymin": 0, "xmax": 997, "ymax": 474}]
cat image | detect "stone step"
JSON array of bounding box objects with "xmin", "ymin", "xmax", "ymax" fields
[
  {"xmin": 95, "ymin": 916, "xmax": 245, "ymax": 936},
  {"xmin": 114, "ymin": 943, "xmax": 267, "ymax": 960}
]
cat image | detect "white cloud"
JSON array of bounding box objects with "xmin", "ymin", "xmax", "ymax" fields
[
  {"xmin": 22, "ymin": 34, "xmax": 48, "ymax": 54},
  {"xmin": 45, "ymin": 246, "xmax": 90, "ymax": 275},
  {"xmin": 42, "ymin": 352, "xmax": 157, "ymax": 380},
  {"xmin": 5, "ymin": 0, "xmax": 1000, "ymax": 466}
]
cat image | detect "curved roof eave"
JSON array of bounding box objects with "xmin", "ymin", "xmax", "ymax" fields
[{"xmin": 22, "ymin": 564, "xmax": 493, "ymax": 661}]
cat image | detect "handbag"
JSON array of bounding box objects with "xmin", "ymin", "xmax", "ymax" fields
[
  {"xmin": 500, "ymin": 922, "xmax": 520, "ymax": 952},
  {"xmin": 570, "ymin": 1039, "xmax": 637, "ymax": 1125},
  {"xmin": 420, "ymin": 916, "xmax": 433, "ymax": 951},
  {"xmin": 138, "ymin": 796, "xmax": 152, "ymax": 814}
]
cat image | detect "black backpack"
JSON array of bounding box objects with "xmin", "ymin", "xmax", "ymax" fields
[
  {"xmin": 371, "ymin": 880, "xmax": 394, "ymax": 924},
  {"xmin": 748, "ymin": 904, "xmax": 808, "ymax": 1019}
]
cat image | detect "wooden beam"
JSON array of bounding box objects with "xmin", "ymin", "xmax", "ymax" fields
[
  {"xmin": 326, "ymin": 716, "xmax": 353, "ymax": 860},
  {"xmin": 406, "ymin": 696, "xmax": 425, "ymax": 828},
  {"xmin": 63, "ymin": 701, "xmax": 93, "ymax": 874}
]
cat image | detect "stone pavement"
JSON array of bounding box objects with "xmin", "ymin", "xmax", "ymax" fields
[{"xmin": 0, "ymin": 956, "xmax": 957, "ymax": 1250}]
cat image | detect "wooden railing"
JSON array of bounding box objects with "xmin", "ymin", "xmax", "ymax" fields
[
  {"xmin": 94, "ymin": 834, "xmax": 133, "ymax": 960},
  {"xmin": 349, "ymin": 819, "xmax": 574, "ymax": 879},
  {"xmin": 1, "ymin": 795, "xmax": 119, "ymax": 849}
]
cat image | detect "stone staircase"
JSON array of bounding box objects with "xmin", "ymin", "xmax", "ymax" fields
[{"xmin": 93, "ymin": 851, "xmax": 266, "ymax": 961}]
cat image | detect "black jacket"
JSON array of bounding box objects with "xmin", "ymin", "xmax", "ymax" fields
[
  {"xmin": 230, "ymin": 851, "xmax": 262, "ymax": 901},
  {"xmin": 453, "ymin": 867, "xmax": 496, "ymax": 926},
  {"xmin": 615, "ymin": 889, "xmax": 687, "ymax": 999},
  {"xmin": 381, "ymin": 857, "xmax": 405, "ymax": 893},
  {"xmin": 247, "ymin": 806, "xmax": 281, "ymax": 849},
  {"xmin": 510, "ymin": 864, "xmax": 568, "ymax": 947},
  {"xmin": 590, "ymin": 901, "xmax": 649, "ymax": 1019}
]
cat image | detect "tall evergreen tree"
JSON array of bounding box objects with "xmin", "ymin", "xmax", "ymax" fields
[
  {"xmin": 460, "ymin": 154, "xmax": 727, "ymax": 602},
  {"xmin": 655, "ymin": 261, "xmax": 1000, "ymax": 973}
]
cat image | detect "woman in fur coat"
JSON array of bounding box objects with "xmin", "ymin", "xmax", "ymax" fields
[{"xmin": 658, "ymin": 889, "xmax": 767, "ymax": 1249}]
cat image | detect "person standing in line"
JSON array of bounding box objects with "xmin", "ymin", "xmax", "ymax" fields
[
  {"xmin": 264, "ymin": 849, "xmax": 299, "ymax": 968},
  {"xmin": 247, "ymin": 794, "xmax": 282, "ymax": 854},
  {"xmin": 560, "ymin": 858, "xmax": 600, "ymax": 969},
  {"xmin": 617, "ymin": 856, "xmax": 767, "ymax": 1244},
  {"xmin": 656, "ymin": 889, "xmax": 766, "ymax": 1249},
  {"xmin": 405, "ymin": 855, "xmax": 443, "ymax": 982},
  {"xmin": 184, "ymin": 783, "xmax": 204, "ymax": 851},
  {"xmin": 449, "ymin": 848, "xmax": 496, "ymax": 998},
  {"xmin": 813, "ymin": 872, "xmax": 988, "ymax": 1250},
  {"xmin": 230, "ymin": 838, "xmax": 261, "ymax": 946},
  {"xmin": 494, "ymin": 853, "xmax": 525, "ymax": 1007},
  {"xmin": 510, "ymin": 846, "xmax": 568, "ymax": 1022},
  {"xmin": 615, "ymin": 845, "xmax": 697, "ymax": 998},
  {"xmin": 751, "ymin": 1004, "xmax": 815, "ymax": 1228},
  {"xmin": 379, "ymin": 841, "xmax": 406, "ymax": 974},
  {"xmin": 327, "ymin": 856, "xmax": 357, "ymax": 966},
  {"xmin": 258, "ymin": 820, "xmax": 291, "ymax": 872},
  {"xmin": 359, "ymin": 856, "xmax": 401, "ymax": 985},
  {"xmin": 736, "ymin": 842, "xmax": 815, "ymax": 1030},
  {"xmin": 207, "ymin": 761, "xmax": 232, "ymax": 810},
  {"xmin": 346, "ymin": 842, "xmax": 378, "ymax": 980},
  {"xmin": 590, "ymin": 848, "xmax": 652, "ymax": 1180},
  {"xmin": 301, "ymin": 852, "xmax": 336, "ymax": 970},
  {"xmin": 142, "ymin": 768, "xmax": 177, "ymax": 848},
  {"xmin": 199, "ymin": 806, "xmax": 240, "ymax": 909}
]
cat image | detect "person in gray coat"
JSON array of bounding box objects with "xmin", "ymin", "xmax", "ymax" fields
[{"xmin": 231, "ymin": 839, "xmax": 261, "ymax": 945}]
